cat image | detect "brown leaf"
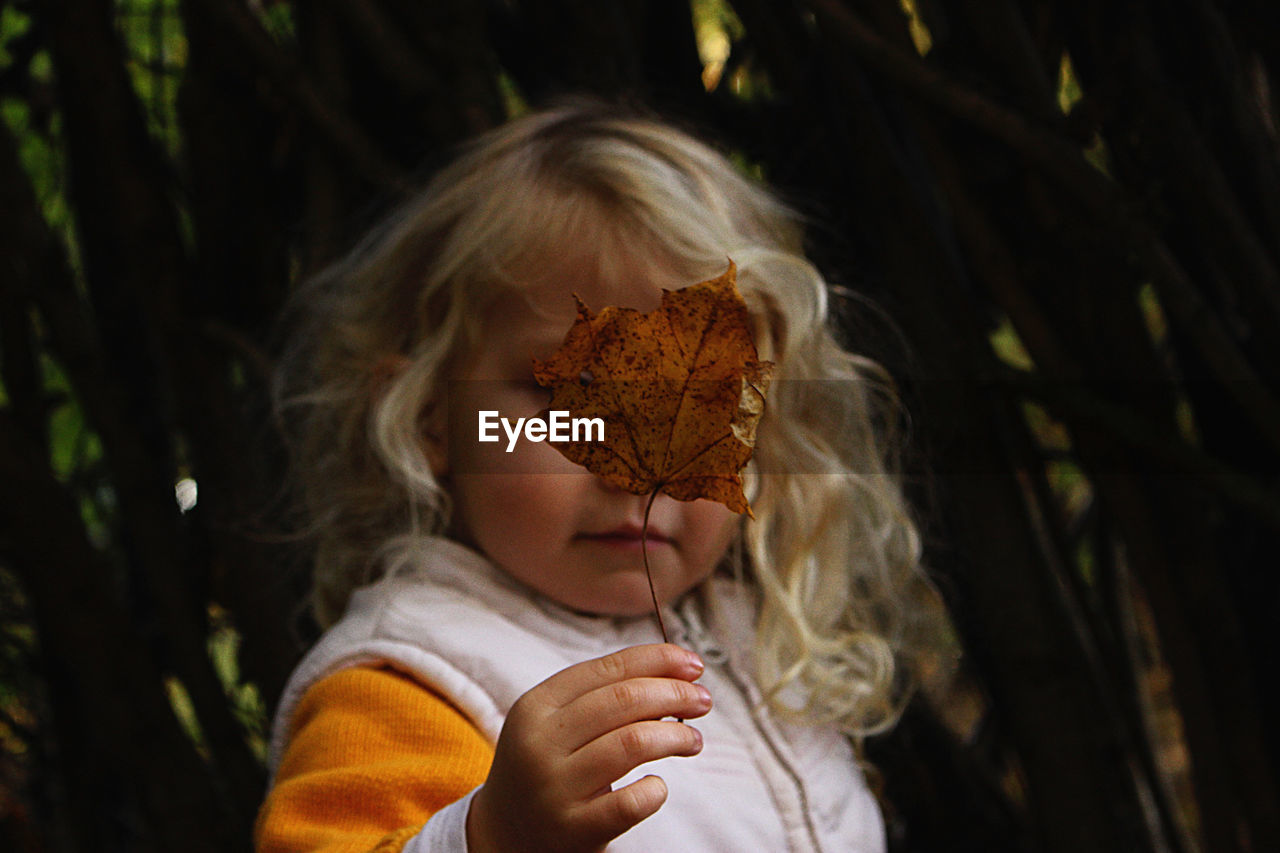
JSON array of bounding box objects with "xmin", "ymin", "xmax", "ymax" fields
[{"xmin": 532, "ymin": 261, "xmax": 773, "ymax": 516}]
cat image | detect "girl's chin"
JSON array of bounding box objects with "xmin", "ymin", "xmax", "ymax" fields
[{"xmin": 558, "ymin": 581, "xmax": 685, "ymax": 620}]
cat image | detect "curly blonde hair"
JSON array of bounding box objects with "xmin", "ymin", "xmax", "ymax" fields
[{"xmin": 277, "ymin": 102, "xmax": 943, "ymax": 736}]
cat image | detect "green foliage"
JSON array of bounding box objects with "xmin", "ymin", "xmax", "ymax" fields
[
  {"xmin": 209, "ymin": 614, "xmax": 269, "ymax": 763},
  {"xmin": 254, "ymin": 0, "xmax": 296, "ymax": 42},
  {"xmin": 0, "ymin": 5, "xmax": 31, "ymax": 66},
  {"xmin": 900, "ymin": 0, "xmax": 933, "ymax": 55},
  {"xmin": 1, "ymin": 99, "xmax": 75, "ymax": 260},
  {"xmin": 990, "ymin": 315, "xmax": 1035, "ymax": 371},
  {"xmin": 692, "ymin": 0, "xmax": 742, "ymax": 90},
  {"xmin": 1057, "ymin": 53, "xmax": 1083, "ymax": 115},
  {"xmin": 115, "ymin": 0, "xmax": 187, "ymax": 153},
  {"xmin": 43, "ymin": 354, "xmax": 115, "ymax": 548}
]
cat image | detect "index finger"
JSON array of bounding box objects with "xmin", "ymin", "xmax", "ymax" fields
[{"xmin": 536, "ymin": 644, "xmax": 704, "ymax": 709}]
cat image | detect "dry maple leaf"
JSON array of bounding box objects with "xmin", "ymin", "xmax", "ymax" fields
[
  {"xmin": 531, "ymin": 261, "xmax": 772, "ymax": 517},
  {"xmin": 531, "ymin": 261, "xmax": 772, "ymax": 638}
]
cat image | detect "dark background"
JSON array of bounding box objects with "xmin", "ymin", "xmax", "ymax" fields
[{"xmin": 1, "ymin": 1, "xmax": 1278, "ymax": 851}]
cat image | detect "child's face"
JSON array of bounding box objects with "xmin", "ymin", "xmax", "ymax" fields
[{"xmin": 438, "ymin": 265, "xmax": 739, "ymax": 617}]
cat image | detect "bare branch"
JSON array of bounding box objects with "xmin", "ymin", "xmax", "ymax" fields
[
  {"xmin": 805, "ymin": 0, "xmax": 1280, "ymax": 458},
  {"xmin": 321, "ymin": 0, "xmax": 443, "ymax": 99},
  {"xmin": 0, "ymin": 410, "xmax": 239, "ymax": 851},
  {"xmin": 1001, "ymin": 366, "xmax": 1280, "ymax": 531},
  {"xmin": 188, "ymin": 0, "xmax": 407, "ymax": 191}
]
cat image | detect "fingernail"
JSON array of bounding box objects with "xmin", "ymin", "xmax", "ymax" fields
[
  {"xmin": 694, "ymin": 683, "xmax": 712, "ymax": 706},
  {"xmin": 684, "ymin": 650, "xmax": 704, "ymax": 674}
]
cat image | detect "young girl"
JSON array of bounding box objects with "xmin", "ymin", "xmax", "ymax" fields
[{"xmin": 257, "ymin": 102, "xmax": 941, "ymax": 852}]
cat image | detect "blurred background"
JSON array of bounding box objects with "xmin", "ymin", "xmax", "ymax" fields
[{"xmin": 1, "ymin": 0, "xmax": 1278, "ymax": 850}]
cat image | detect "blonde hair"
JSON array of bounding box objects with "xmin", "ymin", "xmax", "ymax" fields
[{"xmin": 277, "ymin": 102, "xmax": 942, "ymax": 736}]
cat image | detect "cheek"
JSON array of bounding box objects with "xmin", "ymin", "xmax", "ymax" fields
[
  {"xmin": 450, "ymin": 471, "xmax": 586, "ymax": 544},
  {"xmin": 685, "ymin": 502, "xmax": 740, "ymax": 566}
]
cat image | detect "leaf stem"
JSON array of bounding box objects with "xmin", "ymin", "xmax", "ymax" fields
[{"xmin": 642, "ymin": 488, "xmax": 669, "ymax": 643}]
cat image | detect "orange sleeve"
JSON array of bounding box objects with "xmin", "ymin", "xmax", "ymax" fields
[{"xmin": 255, "ymin": 665, "xmax": 494, "ymax": 853}]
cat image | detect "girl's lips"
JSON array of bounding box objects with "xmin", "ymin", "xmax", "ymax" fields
[{"xmin": 576, "ymin": 524, "xmax": 673, "ymax": 548}]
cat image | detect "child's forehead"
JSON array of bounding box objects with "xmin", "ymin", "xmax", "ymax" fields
[
  {"xmin": 497, "ymin": 251, "xmax": 686, "ymax": 313},
  {"xmin": 533, "ymin": 265, "xmax": 670, "ymax": 310},
  {"xmin": 477, "ymin": 273, "xmax": 655, "ymax": 357}
]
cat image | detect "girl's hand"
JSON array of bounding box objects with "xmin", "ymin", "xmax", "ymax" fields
[{"xmin": 466, "ymin": 643, "xmax": 712, "ymax": 853}]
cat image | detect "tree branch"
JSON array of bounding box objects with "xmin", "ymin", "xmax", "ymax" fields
[
  {"xmin": 804, "ymin": 0, "xmax": 1280, "ymax": 458},
  {"xmin": 43, "ymin": 0, "xmax": 267, "ymax": 824},
  {"xmin": 188, "ymin": 0, "xmax": 407, "ymax": 190},
  {"xmin": 0, "ymin": 411, "xmax": 238, "ymax": 852},
  {"xmin": 321, "ymin": 0, "xmax": 444, "ymax": 99},
  {"xmin": 1000, "ymin": 366, "xmax": 1280, "ymax": 531}
]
